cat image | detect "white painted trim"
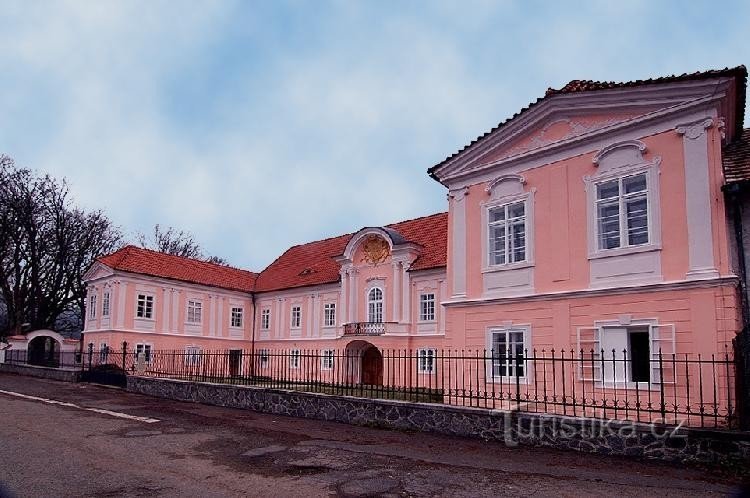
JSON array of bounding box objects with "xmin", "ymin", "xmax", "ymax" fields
[
  {"xmin": 442, "ymin": 275, "xmax": 737, "ymax": 307},
  {"xmin": 485, "ymin": 323, "xmax": 532, "ymax": 384},
  {"xmin": 449, "ymin": 187, "xmax": 469, "ymax": 298}
]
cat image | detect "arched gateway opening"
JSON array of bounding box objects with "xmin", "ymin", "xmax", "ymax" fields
[
  {"xmin": 28, "ymin": 335, "xmax": 61, "ymax": 368},
  {"xmin": 345, "ymin": 340, "xmax": 383, "ymax": 386}
]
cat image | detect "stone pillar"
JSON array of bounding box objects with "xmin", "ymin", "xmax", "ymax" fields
[
  {"xmin": 676, "ymin": 117, "xmax": 719, "ymax": 279},
  {"xmin": 116, "ymin": 281, "xmax": 127, "ymax": 329}
]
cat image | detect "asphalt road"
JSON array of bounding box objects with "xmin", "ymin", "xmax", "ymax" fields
[{"xmin": 0, "ymin": 373, "xmax": 745, "ymax": 497}]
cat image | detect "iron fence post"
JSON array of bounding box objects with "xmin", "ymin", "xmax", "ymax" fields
[
  {"xmin": 736, "ymin": 334, "xmax": 750, "ymax": 430},
  {"xmin": 515, "ymin": 350, "xmax": 521, "ymax": 408},
  {"xmin": 122, "ymin": 341, "xmax": 128, "ymax": 373},
  {"xmin": 87, "ymin": 342, "xmax": 93, "ymax": 371}
]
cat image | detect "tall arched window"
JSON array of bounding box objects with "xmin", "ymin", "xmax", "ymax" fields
[{"xmin": 367, "ymin": 287, "xmax": 383, "ymax": 323}]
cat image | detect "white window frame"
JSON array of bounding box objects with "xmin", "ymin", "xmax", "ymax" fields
[
  {"xmin": 585, "ymin": 157, "xmax": 661, "ymax": 259},
  {"xmin": 486, "ymin": 197, "xmax": 530, "ymax": 268},
  {"xmin": 593, "ymin": 172, "xmax": 650, "ymax": 251},
  {"xmin": 185, "ymin": 346, "xmax": 202, "ymax": 366},
  {"xmin": 419, "ymin": 293, "xmax": 436, "ymax": 322},
  {"xmin": 323, "ymin": 303, "xmax": 336, "ymax": 327},
  {"xmin": 321, "ymin": 349, "xmax": 335, "ymax": 370},
  {"xmin": 102, "ymin": 291, "xmax": 110, "ymax": 317},
  {"xmin": 417, "ymin": 348, "xmax": 437, "ymax": 374},
  {"xmin": 290, "ymin": 305, "xmax": 302, "ymax": 329},
  {"xmin": 88, "ymin": 294, "xmax": 97, "ymax": 319},
  {"xmin": 186, "ymin": 300, "xmax": 202, "ymax": 324},
  {"xmin": 135, "ymin": 343, "xmax": 153, "ymax": 364},
  {"xmin": 487, "ymin": 325, "xmax": 531, "ymax": 382},
  {"xmin": 99, "ymin": 342, "xmax": 109, "ymax": 362},
  {"xmin": 289, "ymin": 349, "xmax": 301, "ymax": 369},
  {"xmin": 136, "ymin": 294, "xmax": 154, "ymax": 320},
  {"xmin": 260, "ymin": 308, "xmax": 270, "ymax": 330},
  {"xmin": 230, "ymin": 306, "xmax": 243, "ymax": 328},
  {"xmin": 367, "ymin": 287, "xmax": 384, "ymax": 323},
  {"xmin": 258, "ymin": 348, "xmax": 270, "ymax": 368}
]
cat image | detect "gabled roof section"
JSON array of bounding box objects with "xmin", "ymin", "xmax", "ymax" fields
[
  {"xmin": 429, "ymin": 66, "xmax": 747, "ymax": 184},
  {"xmin": 724, "ymin": 128, "xmax": 750, "ymax": 183},
  {"xmin": 254, "ymin": 212, "xmax": 448, "ymax": 293},
  {"xmin": 95, "ymin": 245, "xmax": 258, "ymax": 293}
]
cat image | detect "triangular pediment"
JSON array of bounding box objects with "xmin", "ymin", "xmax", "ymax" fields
[
  {"xmin": 432, "ymin": 74, "xmax": 740, "ymax": 185},
  {"xmin": 480, "ymin": 112, "xmax": 643, "ymax": 165},
  {"xmin": 83, "ymin": 261, "xmax": 114, "ymax": 282}
]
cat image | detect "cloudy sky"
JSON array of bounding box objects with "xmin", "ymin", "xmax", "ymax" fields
[{"xmin": 1, "ymin": 1, "xmax": 748, "ymax": 270}]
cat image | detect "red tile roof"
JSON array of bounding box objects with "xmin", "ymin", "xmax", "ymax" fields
[
  {"xmin": 724, "ymin": 128, "xmax": 750, "ymax": 183},
  {"xmin": 429, "ymin": 66, "xmax": 747, "ymax": 180},
  {"xmin": 254, "ymin": 212, "xmax": 448, "ymax": 292},
  {"xmin": 98, "ymin": 245, "xmax": 258, "ymax": 293},
  {"xmin": 95, "ymin": 212, "xmax": 448, "ymax": 294}
]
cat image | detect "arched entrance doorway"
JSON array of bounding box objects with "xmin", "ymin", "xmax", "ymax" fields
[
  {"xmin": 28, "ymin": 336, "xmax": 61, "ymax": 368},
  {"xmin": 345, "ymin": 340, "xmax": 383, "ymax": 386},
  {"xmin": 361, "ymin": 346, "xmax": 383, "ymax": 386}
]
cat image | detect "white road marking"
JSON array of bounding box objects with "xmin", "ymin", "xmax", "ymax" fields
[{"xmin": 0, "ymin": 389, "xmax": 160, "ymax": 423}]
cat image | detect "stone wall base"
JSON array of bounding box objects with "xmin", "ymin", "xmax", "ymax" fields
[
  {"xmin": 126, "ymin": 376, "xmax": 750, "ymax": 466},
  {"xmin": 0, "ymin": 363, "xmax": 81, "ymax": 382}
]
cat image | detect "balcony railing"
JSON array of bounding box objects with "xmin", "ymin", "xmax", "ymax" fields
[{"xmin": 343, "ymin": 322, "xmax": 395, "ymax": 336}]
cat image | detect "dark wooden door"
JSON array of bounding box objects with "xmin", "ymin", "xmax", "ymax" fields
[
  {"xmin": 229, "ymin": 350, "xmax": 242, "ymax": 377},
  {"xmin": 361, "ymin": 347, "xmax": 383, "ymax": 385}
]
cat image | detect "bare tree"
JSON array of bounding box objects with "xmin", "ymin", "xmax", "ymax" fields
[
  {"xmin": 0, "ymin": 156, "xmax": 122, "ymax": 337},
  {"xmin": 137, "ymin": 224, "xmax": 228, "ymax": 265}
]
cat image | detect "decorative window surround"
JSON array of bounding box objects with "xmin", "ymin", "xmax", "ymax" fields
[
  {"xmin": 230, "ymin": 306, "xmax": 244, "ymax": 328},
  {"xmin": 585, "ymin": 140, "xmax": 663, "ymax": 288},
  {"xmin": 577, "ymin": 317, "xmax": 676, "ymax": 389},
  {"xmin": 321, "ymin": 349, "xmax": 335, "ymax": 370},
  {"xmin": 290, "ymin": 305, "xmax": 302, "ymax": 330},
  {"xmin": 187, "ymin": 300, "xmax": 203, "ymax": 324},
  {"xmin": 367, "ymin": 286, "xmax": 384, "ymax": 323},
  {"xmin": 480, "ymin": 175, "xmax": 535, "ymax": 297},
  {"xmin": 417, "ymin": 348, "xmax": 437, "ymax": 374},
  {"xmin": 323, "ymin": 303, "xmax": 336, "ymax": 328},
  {"xmin": 486, "ymin": 324, "xmax": 531, "ymax": 383},
  {"xmin": 102, "ymin": 292, "xmax": 110, "ymax": 317},
  {"xmin": 88, "ymin": 295, "xmax": 97, "ymax": 320},
  {"xmin": 419, "ymin": 293, "xmax": 436, "ymax": 322}
]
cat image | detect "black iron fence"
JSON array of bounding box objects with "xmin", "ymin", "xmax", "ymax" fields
[
  {"xmin": 2, "ymin": 343, "xmax": 738, "ymax": 428},
  {"xmin": 134, "ymin": 345, "xmax": 737, "ymax": 429}
]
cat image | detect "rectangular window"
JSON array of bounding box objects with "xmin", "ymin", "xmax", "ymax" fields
[
  {"xmin": 488, "ymin": 200, "xmax": 526, "ymax": 266},
  {"xmin": 321, "ymin": 349, "xmax": 335, "ymax": 370},
  {"xmin": 258, "ymin": 349, "xmax": 269, "ymax": 368},
  {"xmin": 89, "ymin": 295, "xmax": 97, "ymax": 319},
  {"xmin": 187, "ymin": 300, "xmax": 202, "ymax": 324},
  {"xmin": 102, "ymin": 292, "xmax": 110, "ymax": 317},
  {"xmin": 261, "ymin": 309, "xmax": 270, "ymax": 330},
  {"xmin": 289, "ymin": 349, "xmax": 300, "ymax": 369},
  {"xmin": 99, "ymin": 343, "xmax": 109, "ymax": 362},
  {"xmin": 135, "ymin": 343, "xmax": 152, "ymax": 364},
  {"xmin": 596, "ymin": 172, "xmax": 649, "ymax": 250},
  {"xmin": 491, "ymin": 328, "xmax": 527, "ymax": 379},
  {"xmin": 185, "ymin": 346, "xmax": 202, "ymax": 366},
  {"xmin": 418, "ymin": 348, "xmax": 436, "ymax": 373},
  {"xmin": 231, "ymin": 307, "xmax": 243, "ymax": 328},
  {"xmin": 419, "ymin": 293, "xmax": 435, "ymax": 321},
  {"xmin": 323, "ymin": 303, "xmax": 336, "ymax": 327},
  {"xmin": 136, "ymin": 294, "xmax": 154, "ymax": 319},
  {"xmin": 291, "ymin": 306, "xmax": 301, "ymax": 328}
]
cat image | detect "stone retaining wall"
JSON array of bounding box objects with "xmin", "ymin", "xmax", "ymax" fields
[
  {"xmin": 126, "ymin": 376, "xmax": 750, "ymax": 466},
  {"xmin": 0, "ymin": 363, "xmax": 81, "ymax": 382}
]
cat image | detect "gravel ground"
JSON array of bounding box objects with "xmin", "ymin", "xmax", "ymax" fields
[{"xmin": 0, "ymin": 373, "xmax": 746, "ymax": 497}]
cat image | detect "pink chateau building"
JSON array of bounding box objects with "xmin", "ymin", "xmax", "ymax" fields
[{"xmin": 80, "ymin": 67, "xmax": 750, "ymax": 416}]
